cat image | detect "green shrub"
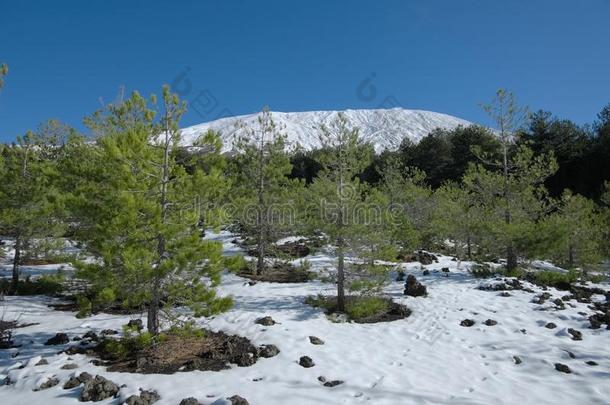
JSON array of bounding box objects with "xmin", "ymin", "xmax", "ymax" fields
[
  {"xmin": 345, "ymin": 297, "xmax": 388, "ymax": 320},
  {"xmin": 502, "ymin": 267, "xmax": 526, "ymax": 279},
  {"xmin": 166, "ymin": 322, "xmax": 205, "ymax": 338},
  {"xmin": 529, "ymin": 269, "xmax": 579, "ymax": 288},
  {"xmin": 76, "ymin": 295, "xmax": 92, "ymax": 318},
  {"xmin": 470, "ymin": 263, "xmax": 495, "ymax": 278},
  {"xmin": 223, "ymin": 255, "xmax": 247, "ymax": 273},
  {"xmin": 0, "ymin": 273, "xmax": 64, "ymax": 295},
  {"xmin": 587, "ymin": 273, "xmax": 608, "ymax": 283}
]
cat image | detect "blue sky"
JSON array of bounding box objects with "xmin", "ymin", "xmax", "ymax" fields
[{"xmin": 1, "ymin": 0, "xmax": 609, "ymax": 141}]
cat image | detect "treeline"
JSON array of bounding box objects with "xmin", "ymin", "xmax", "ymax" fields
[
  {"xmin": 1, "ymin": 86, "xmax": 609, "ymax": 328},
  {"xmin": 291, "ymin": 104, "xmax": 610, "ymax": 200}
]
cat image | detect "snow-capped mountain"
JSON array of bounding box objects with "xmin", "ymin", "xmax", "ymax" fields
[{"xmin": 181, "ymin": 108, "xmax": 471, "ymax": 152}]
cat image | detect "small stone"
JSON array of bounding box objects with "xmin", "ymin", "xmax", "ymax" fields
[
  {"xmin": 179, "ymin": 398, "xmax": 200, "ymax": 405},
  {"xmin": 309, "ymin": 336, "xmax": 324, "ymax": 345},
  {"xmin": 258, "ymin": 344, "xmax": 280, "ymax": 358},
  {"xmin": 255, "ymin": 316, "xmax": 276, "ymax": 326},
  {"xmin": 227, "ymin": 395, "xmax": 249, "ymax": 405},
  {"xmin": 499, "ymin": 292, "xmax": 511, "ymax": 297},
  {"xmin": 124, "ymin": 389, "xmax": 160, "ymax": 405},
  {"xmin": 564, "ymin": 350, "xmax": 576, "ymax": 359},
  {"xmin": 83, "ymin": 331, "xmax": 98, "ymax": 341},
  {"xmin": 513, "ymin": 356, "xmax": 522, "ymax": 364},
  {"xmin": 553, "ymin": 298, "xmax": 565, "ymax": 309},
  {"xmin": 568, "ymin": 328, "xmax": 582, "ymax": 341},
  {"xmin": 544, "ymin": 322, "xmax": 557, "ymax": 329},
  {"xmin": 35, "ymin": 358, "xmax": 49, "ymax": 366},
  {"xmin": 299, "ymin": 356, "xmax": 315, "ymax": 368},
  {"xmin": 61, "ymin": 363, "xmax": 79, "ymax": 370},
  {"xmin": 324, "ymin": 380, "xmax": 344, "ymax": 387},
  {"xmin": 441, "ymin": 267, "xmax": 450, "ymax": 273},
  {"xmin": 460, "ymin": 319, "xmax": 475, "ymax": 327},
  {"xmin": 101, "ymin": 329, "xmax": 118, "ymax": 335},
  {"xmin": 247, "ymin": 281, "xmax": 257, "ymax": 286},
  {"xmin": 483, "ymin": 319, "xmax": 497, "ymax": 326},
  {"xmin": 317, "ymin": 376, "xmax": 327, "ymax": 383},
  {"xmin": 554, "ymin": 363, "xmax": 571, "ymax": 373},
  {"xmin": 36, "ymin": 376, "xmax": 60, "ymax": 390},
  {"xmin": 585, "ymin": 361, "xmax": 598, "ymax": 366},
  {"xmin": 80, "ymin": 375, "xmax": 119, "ymax": 402},
  {"xmin": 422, "ymin": 269, "xmax": 430, "ymax": 276},
  {"xmin": 45, "ymin": 333, "xmax": 69, "ymax": 345}
]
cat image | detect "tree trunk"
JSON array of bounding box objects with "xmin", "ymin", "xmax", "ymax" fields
[
  {"xmin": 568, "ymin": 244, "xmax": 574, "ymax": 268},
  {"xmin": 11, "ymin": 237, "xmax": 21, "ymax": 294},
  {"xmin": 467, "ymin": 235, "xmax": 472, "ymax": 259},
  {"xmin": 256, "ymin": 125, "xmax": 266, "ymax": 275},
  {"xmin": 506, "ymin": 244, "xmax": 517, "ymax": 271},
  {"xmin": 147, "ymin": 277, "xmax": 160, "ymax": 335},
  {"xmin": 336, "ymin": 236, "xmax": 346, "ymax": 312}
]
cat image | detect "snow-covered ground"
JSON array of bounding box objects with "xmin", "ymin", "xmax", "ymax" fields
[{"xmin": 1, "ymin": 231, "xmax": 609, "ymax": 404}]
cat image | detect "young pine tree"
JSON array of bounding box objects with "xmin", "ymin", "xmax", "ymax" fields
[
  {"xmin": 540, "ymin": 191, "xmax": 603, "ymax": 270},
  {"xmin": 231, "ymin": 107, "xmax": 294, "ymax": 274},
  {"xmin": 73, "ymin": 86, "xmax": 232, "ymax": 335},
  {"xmin": 477, "ymin": 89, "xmax": 556, "ymax": 270},
  {"xmin": 0, "ymin": 120, "xmax": 71, "ymax": 293},
  {"xmin": 463, "ymin": 145, "xmax": 557, "ymax": 269},
  {"xmin": 309, "ymin": 113, "xmax": 372, "ymax": 311}
]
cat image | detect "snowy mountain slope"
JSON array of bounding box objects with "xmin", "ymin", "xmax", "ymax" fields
[{"xmin": 181, "ymin": 108, "xmax": 472, "ymax": 152}]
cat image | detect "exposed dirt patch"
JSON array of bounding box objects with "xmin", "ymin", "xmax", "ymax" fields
[{"xmin": 92, "ymin": 330, "xmax": 269, "ymax": 374}]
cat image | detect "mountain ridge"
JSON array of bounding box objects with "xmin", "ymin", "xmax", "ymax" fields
[{"xmin": 181, "ymin": 108, "xmax": 472, "ymax": 151}]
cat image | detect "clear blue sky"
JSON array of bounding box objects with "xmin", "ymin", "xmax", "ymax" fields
[{"xmin": 1, "ymin": 0, "xmax": 609, "ymax": 141}]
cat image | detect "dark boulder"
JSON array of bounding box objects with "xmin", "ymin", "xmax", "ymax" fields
[
  {"xmin": 299, "ymin": 356, "xmax": 315, "ymax": 368},
  {"xmin": 567, "ymin": 328, "xmax": 582, "ymax": 341},
  {"xmin": 460, "ymin": 319, "xmax": 475, "ymax": 327},
  {"xmin": 404, "ymin": 275, "xmax": 427, "ymax": 297},
  {"xmin": 127, "ymin": 319, "xmax": 143, "ymax": 331},
  {"xmin": 255, "ymin": 316, "xmax": 276, "ymax": 326},
  {"xmin": 227, "ymin": 395, "xmax": 249, "ymax": 405},
  {"xmin": 179, "ymin": 398, "xmax": 200, "ymax": 405},
  {"xmin": 80, "ymin": 375, "xmax": 119, "ymax": 402},
  {"xmin": 544, "ymin": 322, "xmax": 557, "ymax": 329},
  {"xmin": 554, "ymin": 363, "xmax": 571, "ymax": 373},
  {"xmin": 483, "ymin": 319, "xmax": 497, "ymax": 326},
  {"xmin": 124, "ymin": 389, "xmax": 160, "ymax": 405},
  {"xmin": 45, "ymin": 333, "xmax": 69, "ymax": 345},
  {"xmin": 258, "ymin": 344, "xmax": 280, "ymax": 358},
  {"xmin": 36, "ymin": 377, "xmax": 60, "ymax": 390},
  {"xmin": 309, "ymin": 336, "xmax": 324, "ymax": 345}
]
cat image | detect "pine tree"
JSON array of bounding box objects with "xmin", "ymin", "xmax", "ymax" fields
[
  {"xmin": 463, "ymin": 145, "xmax": 557, "ymax": 268},
  {"xmin": 432, "ymin": 182, "xmax": 484, "ymax": 263},
  {"xmin": 377, "ymin": 156, "xmax": 427, "ymax": 256},
  {"xmin": 309, "ymin": 113, "xmax": 372, "ymax": 311},
  {"xmin": 0, "ymin": 120, "xmax": 71, "ymax": 293},
  {"xmin": 231, "ymin": 107, "xmax": 294, "ymax": 274},
  {"xmin": 540, "ymin": 191, "xmax": 603, "ymax": 270},
  {"xmin": 478, "ymin": 89, "xmax": 551, "ymax": 270},
  {"xmin": 72, "ymin": 86, "xmax": 232, "ymax": 335}
]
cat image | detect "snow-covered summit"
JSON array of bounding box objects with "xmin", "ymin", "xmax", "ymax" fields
[{"xmin": 181, "ymin": 108, "xmax": 471, "ymax": 152}]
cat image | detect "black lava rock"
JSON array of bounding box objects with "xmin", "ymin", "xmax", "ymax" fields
[
  {"xmin": 45, "ymin": 333, "xmax": 69, "ymax": 345},
  {"xmin": 299, "ymin": 356, "xmax": 315, "ymax": 368}
]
